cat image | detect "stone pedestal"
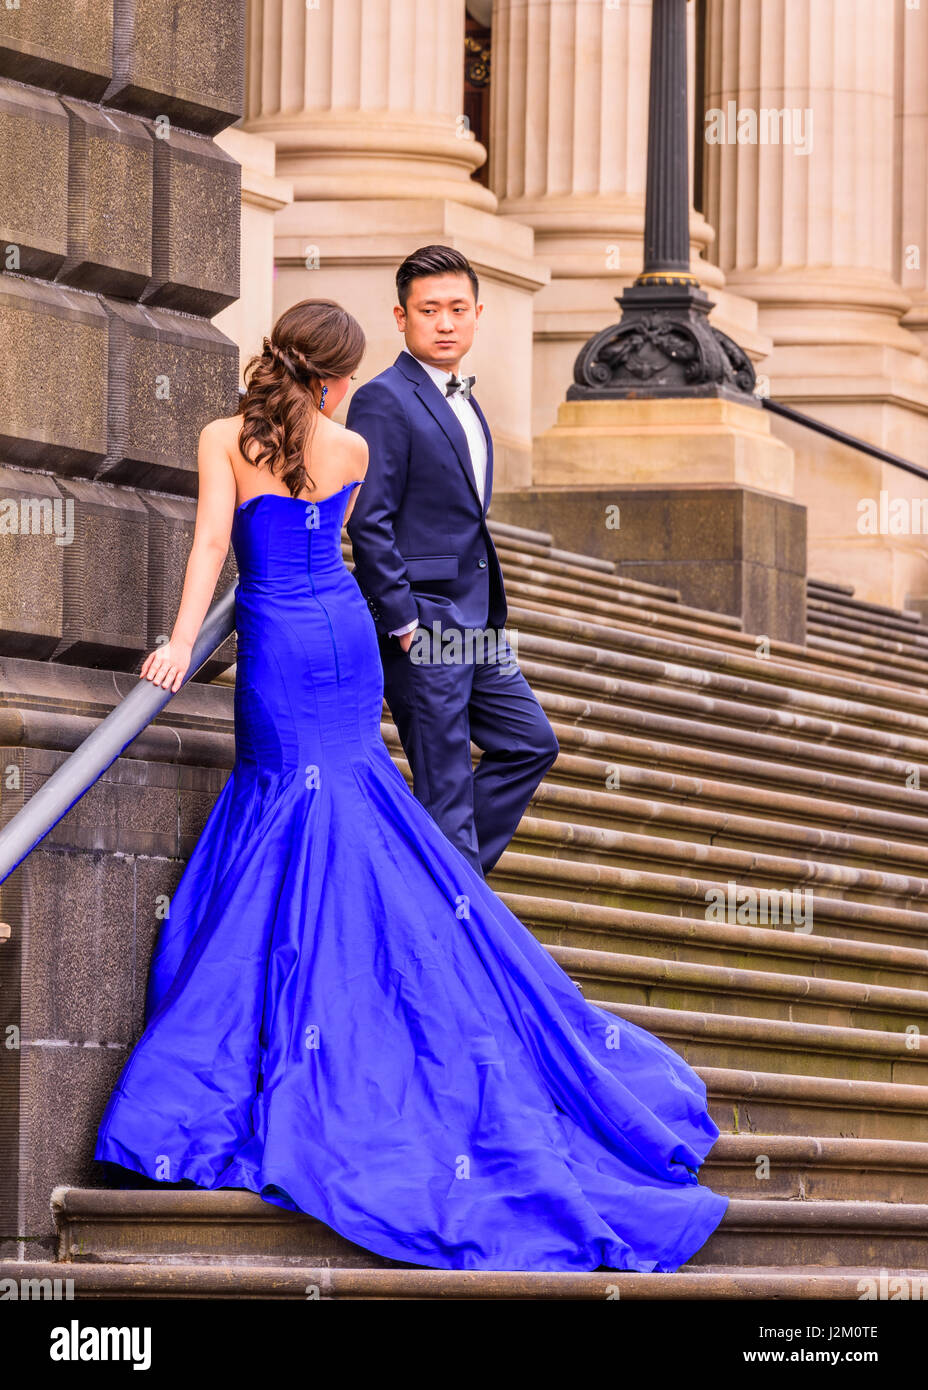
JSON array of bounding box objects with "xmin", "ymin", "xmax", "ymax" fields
[
  {"xmin": 492, "ymin": 482, "xmax": 807, "ymax": 644},
  {"xmin": 532, "ymin": 397, "xmax": 794, "ymax": 497}
]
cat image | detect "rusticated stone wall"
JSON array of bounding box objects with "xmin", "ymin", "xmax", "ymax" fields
[{"xmin": 0, "ymin": 0, "xmax": 246, "ymax": 1260}]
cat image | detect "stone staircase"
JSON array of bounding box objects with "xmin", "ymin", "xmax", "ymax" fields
[{"xmin": 20, "ymin": 518, "xmax": 928, "ymax": 1299}]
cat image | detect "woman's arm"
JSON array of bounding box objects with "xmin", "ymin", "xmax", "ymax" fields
[{"xmin": 141, "ymin": 421, "xmax": 236, "ymax": 692}]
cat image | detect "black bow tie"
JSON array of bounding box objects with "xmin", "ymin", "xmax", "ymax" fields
[{"xmin": 445, "ymin": 373, "xmax": 476, "ymax": 400}]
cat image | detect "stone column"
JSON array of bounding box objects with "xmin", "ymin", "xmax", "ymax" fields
[
  {"xmin": 490, "ymin": 0, "xmax": 769, "ymax": 437},
  {"xmin": 213, "ymin": 127, "xmax": 295, "ymax": 379},
  {"xmin": 0, "ymin": 0, "xmax": 245, "ymax": 1262},
  {"xmin": 245, "ymin": 0, "xmax": 493, "ymax": 210},
  {"xmin": 702, "ymin": 0, "xmax": 928, "ymax": 606},
  {"xmin": 244, "ymin": 0, "xmax": 546, "ymax": 491},
  {"xmin": 897, "ymin": 0, "xmax": 928, "ymax": 350}
]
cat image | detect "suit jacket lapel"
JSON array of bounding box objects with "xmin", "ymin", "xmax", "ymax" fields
[{"xmin": 396, "ymin": 350, "xmax": 486, "ymax": 510}]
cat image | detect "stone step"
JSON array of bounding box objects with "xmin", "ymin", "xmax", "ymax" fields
[
  {"xmin": 498, "ymin": 551, "xmax": 928, "ymax": 689},
  {"xmin": 505, "ymin": 893, "xmax": 928, "ymax": 992},
  {"xmin": 508, "ymin": 815, "xmax": 928, "ymax": 913},
  {"xmin": 524, "ymin": 588, "xmax": 928, "ymax": 695},
  {"xmin": 528, "ymin": 778, "xmax": 928, "ymax": 870},
  {"xmin": 688, "ymin": 1199, "xmax": 928, "ymax": 1269},
  {"xmin": 514, "ymin": 615, "xmax": 928, "ymax": 729},
  {"xmin": 485, "ymin": 528, "xmax": 683, "ymax": 600},
  {"xmin": 522, "ymin": 684, "xmax": 928, "ymax": 790},
  {"xmin": 553, "ymin": 941, "xmax": 928, "ymax": 1033},
  {"xmin": 391, "ymin": 732, "xmax": 928, "ymax": 863},
  {"xmin": 491, "ymin": 850, "xmax": 928, "ymax": 951},
  {"xmin": 537, "ymin": 747, "xmax": 928, "ymax": 845},
  {"xmin": 704, "ymin": 1133, "xmax": 928, "ymax": 1202},
  {"xmin": 807, "ymin": 632, "xmax": 928, "ymax": 687},
  {"xmin": 599, "ymin": 1000, "xmax": 928, "ymax": 1087},
  {"xmin": 49, "ymin": 1188, "xmax": 928, "ymax": 1275},
  {"xmin": 807, "ymin": 590, "xmax": 924, "ymax": 630},
  {"xmin": 494, "ymin": 545, "xmax": 928, "ymax": 699},
  {"xmin": 702, "ymin": 1065, "xmax": 928, "ymax": 1140},
  {"xmin": 386, "ymin": 711, "xmax": 928, "ymax": 819},
  {"xmin": 349, "ymin": 536, "xmax": 928, "ymax": 714},
  {"xmin": 52, "ymin": 1187, "xmax": 398, "ymax": 1270},
  {"xmin": 520, "ymin": 653, "xmax": 928, "ymax": 768},
  {"xmin": 500, "ymin": 562, "xmax": 744, "ymax": 634},
  {"xmin": 495, "ymin": 547, "xmax": 739, "ymax": 625},
  {"xmin": 808, "ymin": 602, "xmax": 928, "ymax": 652},
  {"xmin": 2, "ymin": 1257, "xmax": 911, "ymax": 1299},
  {"xmin": 808, "ymin": 578, "xmax": 857, "ymax": 598},
  {"xmin": 485, "ymin": 516, "xmax": 554, "ymax": 548},
  {"xmin": 508, "ymin": 580, "xmax": 748, "ymax": 649}
]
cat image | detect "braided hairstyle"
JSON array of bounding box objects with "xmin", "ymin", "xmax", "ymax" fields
[{"xmin": 238, "ymin": 300, "xmax": 366, "ymax": 498}]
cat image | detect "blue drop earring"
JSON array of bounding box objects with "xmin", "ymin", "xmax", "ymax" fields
[{"xmin": 320, "ymin": 384, "xmax": 328, "ymax": 412}]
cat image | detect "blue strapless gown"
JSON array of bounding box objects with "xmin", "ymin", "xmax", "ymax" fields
[{"xmin": 94, "ymin": 481, "xmax": 729, "ymax": 1272}]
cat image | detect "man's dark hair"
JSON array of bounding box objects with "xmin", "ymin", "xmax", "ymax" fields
[{"xmin": 396, "ymin": 245, "xmax": 479, "ymax": 311}]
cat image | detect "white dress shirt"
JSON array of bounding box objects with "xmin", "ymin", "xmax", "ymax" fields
[{"xmin": 388, "ymin": 352, "xmax": 489, "ymax": 638}]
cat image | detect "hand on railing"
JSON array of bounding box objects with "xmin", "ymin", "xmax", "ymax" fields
[
  {"xmin": 141, "ymin": 639, "xmax": 193, "ymax": 693},
  {"xmin": 0, "ymin": 584, "xmax": 238, "ymax": 886}
]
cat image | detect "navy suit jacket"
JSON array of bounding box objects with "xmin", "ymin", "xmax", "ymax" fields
[{"xmin": 345, "ymin": 349, "xmax": 507, "ymax": 638}]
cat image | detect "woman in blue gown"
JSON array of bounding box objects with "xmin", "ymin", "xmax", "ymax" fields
[{"xmin": 95, "ymin": 299, "xmax": 729, "ymax": 1273}]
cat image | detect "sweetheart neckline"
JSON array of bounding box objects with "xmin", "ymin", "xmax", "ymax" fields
[{"xmin": 234, "ymin": 480, "xmax": 363, "ymax": 514}]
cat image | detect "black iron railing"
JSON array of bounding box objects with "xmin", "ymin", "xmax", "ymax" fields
[{"xmin": 762, "ymin": 398, "xmax": 928, "ymax": 485}]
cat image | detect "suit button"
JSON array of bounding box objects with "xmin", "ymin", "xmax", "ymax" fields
[{"xmin": 477, "ymin": 559, "xmax": 487, "ymax": 569}]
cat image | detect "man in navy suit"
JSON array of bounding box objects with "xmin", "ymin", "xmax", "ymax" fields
[{"xmin": 346, "ymin": 244, "xmax": 559, "ymax": 878}]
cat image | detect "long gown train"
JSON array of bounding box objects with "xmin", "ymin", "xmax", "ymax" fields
[{"xmin": 95, "ymin": 481, "xmax": 729, "ymax": 1273}]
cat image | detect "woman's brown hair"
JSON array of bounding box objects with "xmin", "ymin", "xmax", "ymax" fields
[{"xmin": 238, "ymin": 300, "xmax": 366, "ymax": 498}]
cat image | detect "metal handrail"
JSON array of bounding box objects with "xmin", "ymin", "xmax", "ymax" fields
[
  {"xmin": 0, "ymin": 584, "xmax": 237, "ymax": 886},
  {"xmin": 762, "ymin": 397, "xmax": 928, "ymax": 485}
]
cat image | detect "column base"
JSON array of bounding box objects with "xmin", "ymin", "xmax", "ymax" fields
[{"xmin": 532, "ymin": 396, "xmax": 795, "ymax": 496}]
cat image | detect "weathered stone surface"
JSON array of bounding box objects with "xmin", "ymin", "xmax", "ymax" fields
[
  {"xmin": 15, "ymin": 847, "xmax": 137, "ymax": 1044},
  {"xmin": 58, "ymin": 102, "xmax": 154, "ymax": 297},
  {"xmin": 0, "ymin": 0, "xmax": 113, "ymax": 101},
  {"xmin": 10, "ymin": 1042, "xmax": 127, "ymax": 1260},
  {"xmin": 51, "ymin": 477, "xmax": 150, "ymax": 669},
  {"xmin": 0, "ymin": 470, "xmax": 242, "ymax": 666},
  {"xmin": 0, "ymin": 277, "xmax": 108, "ymax": 475},
  {"xmin": 142, "ymin": 491, "xmax": 238, "ymax": 675},
  {"xmin": 100, "ymin": 299, "xmax": 240, "ymax": 494},
  {"xmin": 492, "ymin": 486, "xmax": 808, "ymax": 644},
  {"xmin": 0, "ymin": 82, "xmax": 69, "ymax": 278},
  {"xmin": 0, "ymin": 469, "xmax": 68, "ymax": 659},
  {"xmin": 145, "ymin": 129, "xmax": 241, "ymax": 315},
  {"xmin": 104, "ymin": 0, "xmax": 246, "ymax": 136}
]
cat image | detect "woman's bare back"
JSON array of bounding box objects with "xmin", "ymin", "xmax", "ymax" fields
[{"xmin": 218, "ymin": 412, "xmax": 368, "ymax": 511}]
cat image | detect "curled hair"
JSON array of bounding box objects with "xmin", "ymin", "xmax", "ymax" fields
[{"xmin": 238, "ymin": 300, "xmax": 366, "ymax": 497}]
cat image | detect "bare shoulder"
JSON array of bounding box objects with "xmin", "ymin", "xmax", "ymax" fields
[{"xmin": 200, "ymin": 414, "xmax": 240, "ymax": 450}]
